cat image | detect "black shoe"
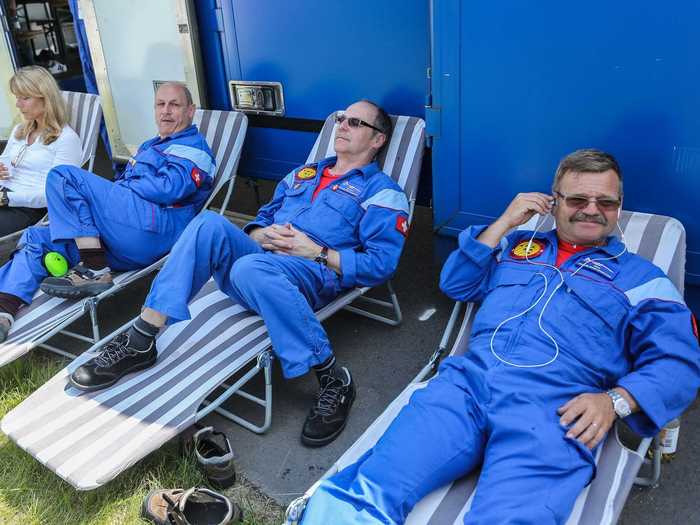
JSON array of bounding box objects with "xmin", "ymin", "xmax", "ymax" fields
[
  {"xmin": 41, "ymin": 263, "xmax": 114, "ymax": 299},
  {"xmin": 301, "ymin": 366, "xmax": 356, "ymax": 447},
  {"xmin": 70, "ymin": 332, "xmax": 157, "ymax": 392}
]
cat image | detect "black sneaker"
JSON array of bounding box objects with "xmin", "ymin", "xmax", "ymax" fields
[
  {"xmin": 40, "ymin": 263, "xmax": 113, "ymax": 299},
  {"xmin": 301, "ymin": 367, "xmax": 356, "ymax": 447},
  {"xmin": 70, "ymin": 332, "xmax": 157, "ymax": 392}
]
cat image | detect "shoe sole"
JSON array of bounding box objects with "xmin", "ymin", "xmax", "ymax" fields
[
  {"xmin": 69, "ymin": 353, "xmax": 157, "ymax": 392},
  {"xmin": 300, "ymin": 385, "xmax": 357, "ymax": 448},
  {"xmin": 40, "ymin": 281, "xmax": 114, "ymax": 299}
]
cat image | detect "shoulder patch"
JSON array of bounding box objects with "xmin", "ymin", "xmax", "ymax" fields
[
  {"xmin": 510, "ymin": 239, "xmax": 545, "ymax": 260},
  {"xmin": 396, "ymin": 215, "xmax": 409, "ymax": 237},
  {"xmin": 190, "ymin": 167, "xmax": 203, "ymax": 187},
  {"xmin": 296, "ymin": 167, "xmax": 317, "ymax": 180}
]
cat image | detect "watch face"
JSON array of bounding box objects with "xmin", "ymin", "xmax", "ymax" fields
[{"xmin": 614, "ymin": 398, "xmax": 631, "ymax": 417}]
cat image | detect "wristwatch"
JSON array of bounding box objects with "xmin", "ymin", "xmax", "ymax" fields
[
  {"xmin": 0, "ymin": 188, "xmax": 8, "ymax": 207},
  {"xmin": 314, "ymin": 246, "xmax": 329, "ymax": 266},
  {"xmin": 606, "ymin": 389, "xmax": 632, "ymax": 418}
]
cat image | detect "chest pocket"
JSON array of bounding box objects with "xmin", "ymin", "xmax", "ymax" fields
[
  {"xmin": 554, "ymin": 276, "xmax": 628, "ymax": 353},
  {"xmin": 488, "ymin": 264, "xmax": 540, "ymax": 290},
  {"xmin": 565, "ymin": 277, "xmax": 627, "ymax": 330},
  {"xmin": 319, "ymin": 191, "xmax": 363, "ymax": 227},
  {"xmin": 479, "ymin": 264, "xmax": 544, "ymax": 321},
  {"xmin": 128, "ymin": 147, "xmax": 166, "ymax": 175}
]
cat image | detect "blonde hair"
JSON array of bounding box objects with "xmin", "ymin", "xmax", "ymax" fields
[{"xmin": 10, "ymin": 66, "xmax": 68, "ymax": 145}]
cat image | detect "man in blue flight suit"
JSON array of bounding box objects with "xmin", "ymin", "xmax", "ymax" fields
[
  {"xmin": 299, "ymin": 149, "xmax": 700, "ymax": 524},
  {"xmin": 69, "ymin": 100, "xmax": 410, "ymax": 447},
  {"xmin": 0, "ymin": 82, "xmax": 215, "ymax": 342}
]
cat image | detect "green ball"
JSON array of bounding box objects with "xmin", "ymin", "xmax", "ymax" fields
[{"xmin": 44, "ymin": 251, "xmax": 69, "ymax": 277}]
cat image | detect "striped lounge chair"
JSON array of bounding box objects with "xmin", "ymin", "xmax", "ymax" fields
[
  {"xmin": 0, "ymin": 111, "xmax": 425, "ymax": 490},
  {"xmin": 0, "ymin": 109, "xmax": 248, "ymax": 366},
  {"xmin": 284, "ymin": 210, "xmax": 688, "ymax": 525}
]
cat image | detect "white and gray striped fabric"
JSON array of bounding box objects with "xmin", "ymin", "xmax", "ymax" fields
[
  {"xmin": 1, "ymin": 112, "xmax": 424, "ymax": 490},
  {"xmin": 61, "ymin": 91, "xmax": 103, "ymax": 171},
  {"xmin": 289, "ymin": 210, "xmax": 686, "ymax": 525},
  {"xmin": 0, "ymin": 109, "xmax": 247, "ymax": 368}
]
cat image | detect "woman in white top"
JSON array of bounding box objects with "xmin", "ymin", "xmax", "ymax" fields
[{"xmin": 0, "ymin": 65, "xmax": 82, "ymax": 236}]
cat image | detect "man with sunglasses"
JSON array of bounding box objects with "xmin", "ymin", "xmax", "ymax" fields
[
  {"xmin": 68, "ymin": 100, "xmax": 410, "ymax": 448},
  {"xmin": 299, "ymin": 149, "xmax": 700, "ymax": 524}
]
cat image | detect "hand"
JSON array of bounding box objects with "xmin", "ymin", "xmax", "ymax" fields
[
  {"xmin": 557, "ymin": 392, "xmax": 616, "ymax": 449},
  {"xmin": 496, "ymin": 192, "xmax": 553, "ymax": 230},
  {"xmin": 251, "ymin": 224, "xmax": 321, "ymax": 259},
  {"xmin": 268, "ymin": 224, "xmax": 321, "ymax": 258},
  {"xmin": 249, "ymin": 224, "xmax": 293, "ymax": 246},
  {"xmin": 0, "ymin": 163, "xmax": 10, "ymax": 181}
]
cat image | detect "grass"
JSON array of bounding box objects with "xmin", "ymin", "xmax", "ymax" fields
[{"xmin": 0, "ymin": 354, "xmax": 284, "ymax": 525}]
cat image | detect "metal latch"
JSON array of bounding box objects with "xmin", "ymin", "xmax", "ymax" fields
[{"xmin": 229, "ymin": 81, "xmax": 285, "ymax": 116}]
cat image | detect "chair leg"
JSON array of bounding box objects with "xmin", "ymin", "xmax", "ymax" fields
[
  {"xmin": 635, "ymin": 436, "xmax": 662, "ymax": 487},
  {"xmin": 343, "ymin": 280, "xmax": 403, "ymax": 326},
  {"xmin": 285, "ymin": 495, "xmax": 310, "ymax": 524},
  {"xmin": 38, "ymin": 298, "xmax": 101, "ymax": 359},
  {"xmin": 198, "ymin": 349, "xmax": 274, "ymax": 434}
]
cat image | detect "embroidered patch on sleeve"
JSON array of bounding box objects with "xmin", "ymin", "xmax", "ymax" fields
[
  {"xmin": 190, "ymin": 167, "xmax": 202, "ymax": 187},
  {"xmin": 396, "ymin": 215, "xmax": 409, "ymax": 237}
]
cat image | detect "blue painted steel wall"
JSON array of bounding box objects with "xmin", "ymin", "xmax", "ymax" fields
[
  {"xmin": 198, "ymin": 0, "xmax": 428, "ymax": 181},
  {"xmin": 431, "ymin": 0, "xmax": 700, "ymax": 293}
]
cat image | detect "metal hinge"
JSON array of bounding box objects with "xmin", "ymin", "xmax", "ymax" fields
[
  {"xmin": 424, "ymin": 66, "xmax": 439, "ymax": 147},
  {"xmin": 425, "ymin": 106, "xmax": 440, "ymax": 147}
]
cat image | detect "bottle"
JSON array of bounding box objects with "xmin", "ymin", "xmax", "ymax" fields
[{"xmin": 659, "ymin": 418, "xmax": 680, "ymax": 462}]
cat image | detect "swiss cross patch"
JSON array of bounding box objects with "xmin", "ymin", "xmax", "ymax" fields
[
  {"xmin": 396, "ymin": 215, "xmax": 409, "ymax": 237},
  {"xmin": 692, "ymin": 313, "xmax": 698, "ymax": 342},
  {"xmin": 190, "ymin": 167, "xmax": 202, "ymax": 187}
]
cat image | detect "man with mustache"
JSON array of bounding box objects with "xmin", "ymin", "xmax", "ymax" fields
[
  {"xmin": 69, "ymin": 100, "xmax": 409, "ymax": 447},
  {"xmin": 299, "ymin": 149, "xmax": 700, "ymax": 524},
  {"xmin": 0, "ymin": 82, "xmax": 214, "ymax": 341}
]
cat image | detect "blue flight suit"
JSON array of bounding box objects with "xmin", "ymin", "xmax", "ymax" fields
[
  {"xmin": 0, "ymin": 125, "xmax": 214, "ymax": 304},
  {"xmin": 143, "ymin": 157, "xmax": 409, "ymax": 378},
  {"xmin": 301, "ymin": 226, "xmax": 700, "ymax": 524}
]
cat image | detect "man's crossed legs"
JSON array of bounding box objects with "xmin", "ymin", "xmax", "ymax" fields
[
  {"xmin": 0, "ymin": 165, "xmax": 182, "ymax": 341},
  {"xmin": 70, "ymin": 211, "xmax": 356, "ymax": 446}
]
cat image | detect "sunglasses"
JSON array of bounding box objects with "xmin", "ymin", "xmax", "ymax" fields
[
  {"xmin": 334, "ymin": 114, "xmax": 384, "ymax": 134},
  {"xmin": 554, "ymin": 191, "xmax": 621, "ymax": 211}
]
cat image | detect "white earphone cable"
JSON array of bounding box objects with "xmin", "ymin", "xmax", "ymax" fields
[{"xmin": 489, "ymin": 214, "xmax": 627, "ymax": 368}]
